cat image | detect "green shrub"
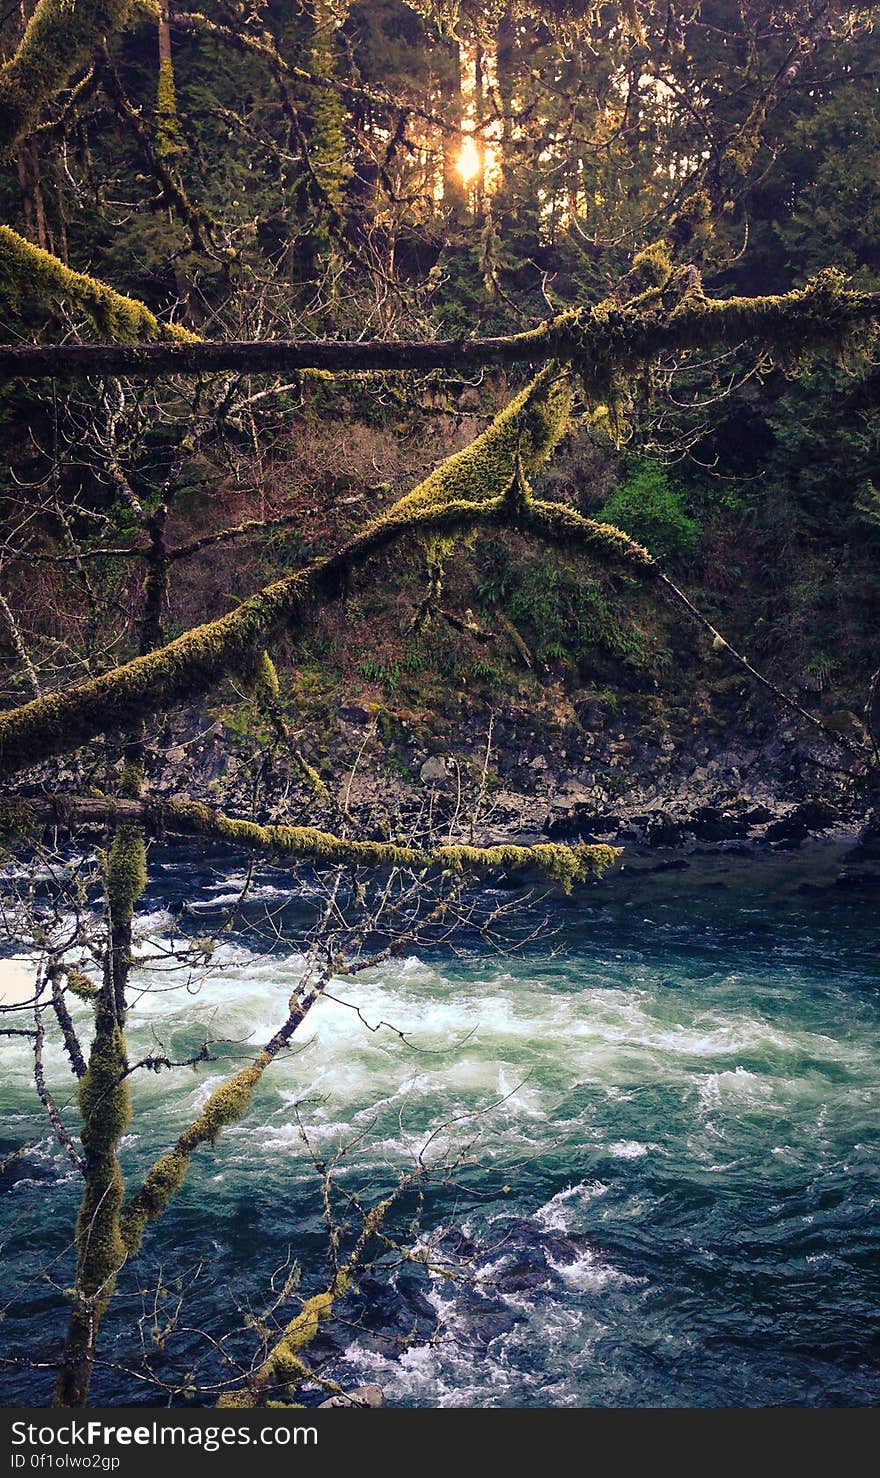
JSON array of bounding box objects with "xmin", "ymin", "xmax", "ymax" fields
[{"xmin": 598, "ymin": 461, "xmax": 699, "ymax": 561}]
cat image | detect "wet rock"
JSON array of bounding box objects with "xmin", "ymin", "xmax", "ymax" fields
[
  {"xmin": 851, "ymin": 816, "xmax": 880, "ymax": 860},
  {"xmin": 318, "ymin": 1384, "xmax": 384, "ymax": 1409},
  {"xmin": 688, "ymin": 806, "xmax": 748, "ymax": 842},
  {"xmin": 438, "ymin": 1229, "xmax": 480, "ymax": 1260},
  {"xmin": 743, "ymin": 803, "xmax": 774, "ymax": 825},
  {"xmin": 647, "ymin": 814, "xmax": 687, "ymax": 847},
  {"xmin": 538, "ymin": 1230, "xmax": 594, "ymax": 1266},
  {"xmin": 792, "ymin": 798, "xmax": 840, "ymax": 830},
  {"xmin": 764, "ymin": 812, "xmax": 809, "ymax": 847},
  {"xmin": 349, "ymin": 1275, "xmax": 436, "ymax": 1342},
  {"xmin": 453, "ymin": 1290, "xmax": 519, "ymax": 1345},
  {"xmin": 492, "ymin": 1253, "xmax": 555, "ymax": 1294}
]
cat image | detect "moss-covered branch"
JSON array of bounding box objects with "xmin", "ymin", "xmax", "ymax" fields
[
  {"xmin": 0, "ymin": 476, "xmax": 653, "ymax": 777},
  {"xmin": 0, "ymin": 268, "xmax": 875, "ymax": 379},
  {"xmin": 0, "ymin": 370, "xmax": 649, "ymax": 776},
  {"xmin": 0, "ymin": 794, "xmax": 619, "ymax": 892},
  {"xmin": 119, "ymin": 1053, "xmax": 270, "ymax": 1255},
  {"xmin": 0, "ymin": 0, "xmax": 134, "ymax": 161},
  {"xmin": 0, "ymin": 226, "xmax": 197, "ymax": 343},
  {"xmin": 216, "ymin": 1193, "xmax": 397, "ymax": 1408}
]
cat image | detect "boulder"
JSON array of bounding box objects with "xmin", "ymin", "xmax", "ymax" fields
[{"xmin": 419, "ymin": 755, "xmax": 448, "ymax": 783}]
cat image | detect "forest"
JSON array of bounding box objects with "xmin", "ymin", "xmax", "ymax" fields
[{"xmin": 0, "ymin": 0, "xmax": 878, "ymax": 1419}]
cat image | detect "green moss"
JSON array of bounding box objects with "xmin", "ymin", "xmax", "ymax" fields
[
  {"xmin": 66, "ymin": 970, "xmax": 99, "ymax": 1003},
  {"xmin": 0, "ymin": 225, "xmax": 197, "ymax": 343},
  {"xmin": 121, "ymin": 1054, "xmax": 271, "ymax": 1254},
  {"xmin": 105, "ymin": 824, "xmax": 147, "ymax": 923},
  {"xmin": 217, "ymin": 1199, "xmax": 395, "ymax": 1406},
  {"xmin": 385, "ymin": 365, "xmax": 572, "ymax": 527},
  {"xmin": 0, "ymin": 0, "xmax": 134, "ymax": 159},
  {"xmin": 664, "ymin": 266, "xmax": 876, "ymax": 367},
  {"xmin": 518, "ymin": 499, "xmax": 655, "ymax": 570},
  {"xmin": 0, "ymin": 487, "xmax": 656, "ymax": 784},
  {"xmin": 179, "ymin": 1058, "xmax": 268, "ymax": 1150},
  {"xmin": 668, "ymin": 190, "xmax": 714, "ymax": 255},
  {"xmin": 0, "ymin": 474, "xmax": 657, "ymax": 784},
  {"xmin": 78, "ymin": 1020, "xmax": 131, "ymax": 1153},
  {"xmin": 119, "ymin": 1148, "xmax": 187, "ymax": 1252},
  {"xmin": 627, "ymin": 240, "xmax": 674, "ymax": 297},
  {"xmin": 55, "ymin": 1006, "xmax": 132, "ymax": 1404},
  {"xmin": 305, "ymin": 0, "xmax": 351, "ymax": 211},
  {"xmin": 217, "ymin": 1277, "xmax": 355, "ymax": 1405},
  {"xmin": 434, "ymin": 842, "xmax": 619, "ymax": 893},
  {"xmin": 294, "ymin": 751, "xmax": 330, "ymax": 802},
  {"xmin": 250, "ymin": 649, "xmax": 280, "ymax": 705},
  {"xmin": 73, "ymin": 1020, "xmax": 131, "ymax": 1294},
  {"xmin": 162, "ymin": 800, "xmax": 618, "ymax": 889},
  {"xmin": 155, "ymin": 56, "xmax": 183, "ymax": 159},
  {"xmin": 0, "ymin": 372, "xmax": 575, "ymax": 779},
  {"xmin": 551, "ymin": 266, "xmax": 877, "ymax": 440}
]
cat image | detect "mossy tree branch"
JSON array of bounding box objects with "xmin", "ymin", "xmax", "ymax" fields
[
  {"xmin": 0, "ymin": 478, "xmax": 656, "ymax": 778},
  {"xmin": 0, "ymin": 482, "xmax": 654, "ymax": 777},
  {"xmin": 0, "ymin": 226, "xmax": 197, "ymax": 344},
  {"xmin": 216, "ymin": 1190, "xmax": 399, "ymax": 1408},
  {"xmin": 0, "ymin": 267, "xmax": 875, "ymax": 378},
  {"xmin": 53, "ymin": 817, "xmax": 146, "ymax": 1408},
  {"xmin": 0, "ymin": 794, "xmax": 619, "ymax": 891},
  {"xmin": 0, "ymin": 368, "xmax": 612, "ymax": 776},
  {"xmin": 0, "ymin": 0, "xmax": 134, "ymax": 161}
]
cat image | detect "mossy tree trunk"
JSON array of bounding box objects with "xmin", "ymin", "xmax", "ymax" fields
[{"xmin": 53, "ymin": 820, "xmax": 146, "ymax": 1407}]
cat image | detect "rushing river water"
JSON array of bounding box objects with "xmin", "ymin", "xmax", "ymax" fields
[{"xmin": 1, "ymin": 847, "xmax": 878, "ymax": 1408}]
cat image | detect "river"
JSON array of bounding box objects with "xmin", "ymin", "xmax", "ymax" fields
[{"xmin": 1, "ymin": 846, "xmax": 878, "ymax": 1407}]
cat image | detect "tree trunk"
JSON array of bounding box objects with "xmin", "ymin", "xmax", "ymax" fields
[{"xmin": 441, "ymin": 37, "xmax": 466, "ymax": 225}]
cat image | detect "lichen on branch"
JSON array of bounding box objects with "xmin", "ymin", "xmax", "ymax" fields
[
  {"xmin": 54, "ymin": 808, "xmax": 147, "ymax": 1407},
  {"xmin": 1, "ymin": 268, "xmax": 876, "ymax": 380},
  {"xmin": 217, "ymin": 1193, "xmax": 395, "ymax": 1407},
  {"xmin": 0, "ymin": 794, "xmax": 621, "ymax": 891},
  {"xmin": 161, "ymin": 800, "xmax": 621, "ymax": 892}
]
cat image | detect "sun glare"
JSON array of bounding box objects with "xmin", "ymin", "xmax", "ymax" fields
[{"xmin": 457, "ymin": 135, "xmax": 481, "ymax": 184}]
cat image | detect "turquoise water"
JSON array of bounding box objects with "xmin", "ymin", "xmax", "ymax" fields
[{"xmin": 1, "ymin": 851, "xmax": 878, "ymax": 1407}]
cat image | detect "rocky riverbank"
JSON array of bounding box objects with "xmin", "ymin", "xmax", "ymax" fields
[{"xmin": 89, "ymin": 683, "xmax": 875, "ymax": 891}]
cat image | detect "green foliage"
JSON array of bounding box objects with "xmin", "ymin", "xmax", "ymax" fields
[
  {"xmin": 359, "ymin": 654, "xmax": 401, "ymax": 692},
  {"xmin": 598, "ymin": 462, "xmax": 699, "ymax": 562},
  {"xmin": 478, "ymin": 548, "xmax": 648, "ymax": 669},
  {"xmin": 156, "ymin": 58, "xmax": 184, "ymax": 160}
]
